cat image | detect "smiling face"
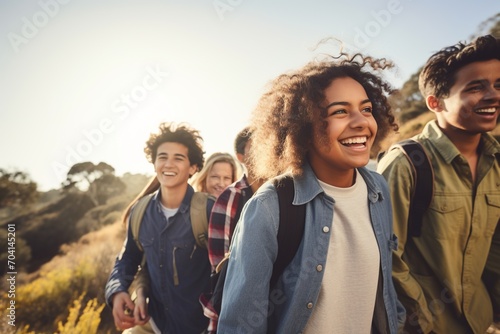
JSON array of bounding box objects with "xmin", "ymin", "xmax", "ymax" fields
[
  {"xmin": 154, "ymin": 142, "xmax": 197, "ymax": 191},
  {"xmin": 308, "ymin": 76, "xmax": 377, "ymax": 187},
  {"xmin": 205, "ymin": 161, "xmax": 233, "ymax": 197},
  {"xmin": 431, "ymin": 59, "xmax": 500, "ymax": 139}
]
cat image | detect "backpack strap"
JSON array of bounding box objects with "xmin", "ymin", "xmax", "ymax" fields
[
  {"xmin": 208, "ymin": 177, "xmax": 306, "ymax": 315},
  {"xmin": 393, "ymin": 139, "xmax": 434, "ymax": 238},
  {"xmin": 271, "ymin": 175, "xmax": 306, "ymax": 288},
  {"xmin": 190, "ymin": 192, "xmax": 215, "ymax": 249},
  {"xmin": 130, "ymin": 193, "xmax": 154, "ymax": 252},
  {"xmin": 130, "ymin": 191, "xmax": 212, "ymax": 251}
]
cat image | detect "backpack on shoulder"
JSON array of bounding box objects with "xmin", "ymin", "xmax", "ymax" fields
[
  {"xmin": 129, "ymin": 191, "xmax": 214, "ymax": 251},
  {"xmin": 378, "ymin": 139, "xmax": 434, "ymax": 237},
  {"xmin": 126, "ymin": 191, "xmax": 214, "ymax": 334},
  {"xmin": 208, "ymin": 175, "xmax": 306, "ymax": 315}
]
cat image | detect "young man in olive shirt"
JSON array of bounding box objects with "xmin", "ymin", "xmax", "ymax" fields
[{"xmin": 378, "ymin": 35, "xmax": 500, "ymax": 333}]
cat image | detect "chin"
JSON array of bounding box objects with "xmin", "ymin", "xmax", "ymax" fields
[{"xmin": 352, "ymin": 157, "xmax": 370, "ymax": 168}]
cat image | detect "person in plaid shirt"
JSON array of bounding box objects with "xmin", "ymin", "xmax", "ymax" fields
[{"xmin": 201, "ymin": 127, "xmax": 264, "ymax": 332}]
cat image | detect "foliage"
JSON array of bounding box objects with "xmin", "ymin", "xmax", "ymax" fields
[
  {"xmin": 63, "ymin": 162, "xmax": 115, "ymax": 191},
  {"xmin": 0, "ymin": 168, "xmax": 38, "ymax": 210},
  {"xmin": 9, "ymin": 192, "xmax": 96, "ymax": 273},
  {"xmin": 0, "ymin": 236, "xmax": 121, "ymax": 333},
  {"xmin": 75, "ymin": 196, "xmax": 129, "ymax": 236},
  {"xmin": 62, "ymin": 162, "xmax": 126, "ymax": 206},
  {"xmin": 0, "ymin": 228, "xmax": 31, "ymax": 273},
  {"xmin": 471, "ymin": 13, "xmax": 500, "ymax": 39},
  {"xmin": 56, "ymin": 293, "xmax": 105, "ymax": 334},
  {"xmin": 388, "ymin": 71, "xmax": 428, "ymax": 124}
]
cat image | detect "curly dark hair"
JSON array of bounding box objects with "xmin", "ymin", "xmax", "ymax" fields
[
  {"xmin": 144, "ymin": 122, "xmax": 205, "ymax": 172},
  {"xmin": 419, "ymin": 34, "xmax": 500, "ymax": 99},
  {"xmin": 248, "ymin": 52, "xmax": 399, "ymax": 180},
  {"xmin": 234, "ymin": 127, "xmax": 252, "ymax": 155}
]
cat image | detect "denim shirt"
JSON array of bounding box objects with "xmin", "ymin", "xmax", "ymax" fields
[
  {"xmin": 218, "ymin": 163, "xmax": 405, "ymax": 333},
  {"xmin": 105, "ymin": 185, "xmax": 212, "ymax": 334}
]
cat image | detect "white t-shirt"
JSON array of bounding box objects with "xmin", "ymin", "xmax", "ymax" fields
[
  {"xmin": 160, "ymin": 203, "xmax": 178, "ymax": 221},
  {"xmin": 304, "ymin": 170, "xmax": 380, "ymax": 333}
]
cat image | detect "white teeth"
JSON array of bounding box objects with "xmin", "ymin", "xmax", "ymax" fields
[
  {"xmin": 163, "ymin": 172, "xmax": 176, "ymax": 176},
  {"xmin": 340, "ymin": 137, "xmax": 367, "ymax": 145},
  {"xmin": 475, "ymin": 107, "xmax": 496, "ymax": 114}
]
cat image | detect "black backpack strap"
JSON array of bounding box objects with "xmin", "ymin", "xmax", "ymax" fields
[
  {"xmin": 271, "ymin": 175, "xmax": 306, "ymax": 288},
  {"xmin": 209, "ymin": 176, "xmax": 306, "ymax": 315},
  {"xmin": 395, "ymin": 139, "xmax": 433, "ymax": 238}
]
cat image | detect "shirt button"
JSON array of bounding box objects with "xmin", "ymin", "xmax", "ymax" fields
[
  {"xmin": 322, "ymin": 226, "xmax": 330, "ymax": 233},
  {"xmin": 307, "ymin": 302, "xmax": 313, "ymax": 309},
  {"xmin": 316, "ymin": 265, "xmax": 323, "ymax": 272}
]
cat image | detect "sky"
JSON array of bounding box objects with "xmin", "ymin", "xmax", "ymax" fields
[{"xmin": 1, "ymin": 0, "xmax": 499, "ymax": 191}]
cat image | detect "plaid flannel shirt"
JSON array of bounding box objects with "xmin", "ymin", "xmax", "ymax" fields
[{"xmin": 200, "ymin": 175, "xmax": 254, "ymax": 333}]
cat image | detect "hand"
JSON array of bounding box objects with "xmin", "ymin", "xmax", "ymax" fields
[
  {"xmin": 133, "ymin": 287, "xmax": 151, "ymax": 326},
  {"xmin": 486, "ymin": 322, "xmax": 500, "ymax": 334},
  {"xmin": 111, "ymin": 291, "xmax": 136, "ymax": 330}
]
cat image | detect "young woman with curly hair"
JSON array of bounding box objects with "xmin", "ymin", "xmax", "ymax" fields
[{"xmin": 218, "ymin": 52, "xmax": 405, "ymax": 334}]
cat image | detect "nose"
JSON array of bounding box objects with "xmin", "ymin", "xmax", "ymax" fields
[
  {"xmin": 164, "ymin": 158, "xmax": 174, "ymax": 167},
  {"xmin": 484, "ymin": 83, "xmax": 500, "ymax": 101},
  {"xmin": 350, "ymin": 110, "xmax": 370, "ymax": 128}
]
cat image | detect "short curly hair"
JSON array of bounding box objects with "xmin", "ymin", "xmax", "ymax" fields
[
  {"xmin": 144, "ymin": 122, "xmax": 205, "ymax": 173},
  {"xmin": 419, "ymin": 34, "xmax": 500, "ymax": 99},
  {"xmin": 248, "ymin": 52, "xmax": 399, "ymax": 180},
  {"xmin": 234, "ymin": 127, "xmax": 252, "ymax": 155}
]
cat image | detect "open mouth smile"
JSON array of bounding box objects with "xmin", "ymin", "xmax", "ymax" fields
[
  {"xmin": 475, "ymin": 107, "xmax": 498, "ymax": 115},
  {"xmin": 340, "ymin": 136, "xmax": 368, "ymax": 147}
]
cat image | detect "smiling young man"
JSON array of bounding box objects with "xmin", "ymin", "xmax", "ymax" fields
[
  {"xmin": 377, "ymin": 35, "xmax": 500, "ymax": 333},
  {"xmin": 105, "ymin": 122, "xmax": 213, "ymax": 334},
  {"xmin": 217, "ymin": 53, "xmax": 405, "ymax": 334}
]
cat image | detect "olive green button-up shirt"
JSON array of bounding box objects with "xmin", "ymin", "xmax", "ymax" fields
[{"xmin": 377, "ymin": 120, "xmax": 500, "ymax": 334}]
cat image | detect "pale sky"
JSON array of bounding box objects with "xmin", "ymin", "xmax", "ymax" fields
[{"xmin": 1, "ymin": 0, "xmax": 498, "ymax": 191}]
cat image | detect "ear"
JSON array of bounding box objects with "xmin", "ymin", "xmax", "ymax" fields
[
  {"xmin": 189, "ymin": 164, "xmax": 198, "ymax": 177},
  {"xmin": 236, "ymin": 152, "xmax": 245, "ymax": 164},
  {"xmin": 426, "ymin": 95, "xmax": 444, "ymax": 112}
]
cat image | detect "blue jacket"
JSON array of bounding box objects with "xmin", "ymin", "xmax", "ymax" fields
[
  {"xmin": 105, "ymin": 185, "xmax": 212, "ymax": 334},
  {"xmin": 218, "ymin": 163, "xmax": 405, "ymax": 333}
]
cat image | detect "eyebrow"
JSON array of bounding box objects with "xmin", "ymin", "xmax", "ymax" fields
[
  {"xmin": 465, "ymin": 78, "xmax": 500, "ymax": 87},
  {"xmin": 157, "ymin": 152, "xmax": 187, "ymax": 159},
  {"xmin": 325, "ymin": 98, "xmax": 371, "ymax": 110},
  {"xmin": 465, "ymin": 79, "xmax": 486, "ymax": 86}
]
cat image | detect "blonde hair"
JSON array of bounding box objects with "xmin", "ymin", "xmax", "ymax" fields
[{"xmin": 190, "ymin": 152, "xmax": 240, "ymax": 193}]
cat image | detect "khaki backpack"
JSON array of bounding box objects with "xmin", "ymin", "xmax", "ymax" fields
[{"xmin": 129, "ymin": 192, "xmax": 214, "ymax": 251}]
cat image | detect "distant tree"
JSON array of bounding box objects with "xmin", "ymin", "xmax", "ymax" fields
[
  {"xmin": 62, "ymin": 162, "xmax": 115, "ymax": 191},
  {"xmin": 471, "ymin": 13, "xmax": 500, "ymax": 39},
  {"xmin": 62, "ymin": 162, "xmax": 125, "ymax": 205},
  {"xmin": 0, "ymin": 168, "xmax": 38, "ymax": 209},
  {"xmin": 93, "ymin": 173, "xmax": 126, "ymax": 205},
  {"xmin": 388, "ymin": 71, "xmax": 428, "ymax": 123}
]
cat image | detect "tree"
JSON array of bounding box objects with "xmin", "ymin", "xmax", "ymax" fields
[
  {"xmin": 471, "ymin": 13, "xmax": 499, "ymax": 39},
  {"xmin": 0, "ymin": 168, "xmax": 38, "ymax": 209},
  {"xmin": 62, "ymin": 162, "xmax": 125, "ymax": 205},
  {"xmin": 388, "ymin": 71, "xmax": 428, "ymax": 123},
  {"xmin": 62, "ymin": 162, "xmax": 115, "ymax": 191}
]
